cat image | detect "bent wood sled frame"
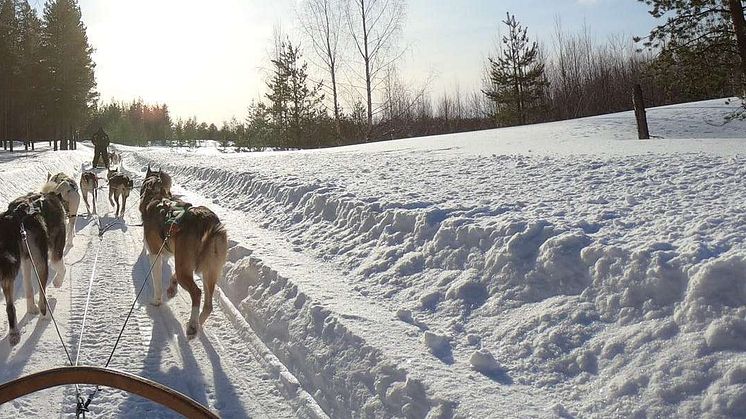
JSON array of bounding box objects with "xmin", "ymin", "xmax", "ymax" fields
[{"xmin": 0, "ymin": 366, "xmax": 218, "ymax": 418}]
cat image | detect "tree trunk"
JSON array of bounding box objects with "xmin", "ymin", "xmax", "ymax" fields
[
  {"xmin": 729, "ymin": 0, "xmax": 746, "ymax": 93},
  {"xmin": 331, "ymin": 63, "xmax": 341, "ymax": 138},
  {"xmin": 633, "ymin": 84, "xmax": 650, "ymax": 140},
  {"xmin": 361, "ymin": 1, "xmax": 373, "ymax": 140}
]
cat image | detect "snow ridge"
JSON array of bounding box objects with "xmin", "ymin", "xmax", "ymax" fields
[{"xmin": 129, "ymin": 131, "xmax": 746, "ymax": 417}]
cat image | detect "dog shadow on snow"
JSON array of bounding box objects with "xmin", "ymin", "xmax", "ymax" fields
[
  {"xmin": 73, "ymin": 213, "xmax": 128, "ymax": 236},
  {"xmin": 118, "ymin": 248, "xmax": 244, "ymax": 417},
  {"xmin": 0, "ymin": 299, "xmax": 56, "ymax": 384}
]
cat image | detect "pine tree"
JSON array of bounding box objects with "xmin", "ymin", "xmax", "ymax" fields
[
  {"xmin": 16, "ymin": 0, "xmax": 43, "ymax": 139},
  {"xmin": 40, "ymin": 0, "xmax": 97, "ymax": 141},
  {"xmin": 245, "ymin": 101, "xmax": 271, "ymax": 150},
  {"xmin": 484, "ymin": 13, "xmax": 547, "ymax": 126},
  {"xmin": 638, "ymin": 0, "xmax": 746, "ymax": 112},
  {"xmin": 0, "ymin": 0, "xmax": 20, "ymax": 140},
  {"xmin": 265, "ymin": 39, "xmax": 324, "ymax": 149}
]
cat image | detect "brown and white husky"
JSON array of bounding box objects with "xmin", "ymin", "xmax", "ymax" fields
[
  {"xmin": 79, "ymin": 171, "xmax": 98, "ymax": 216},
  {"xmin": 42, "ymin": 172, "xmax": 80, "ymax": 246},
  {"xmin": 139, "ymin": 170, "xmax": 227, "ymax": 338},
  {"xmin": 1, "ymin": 192, "xmax": 67, "ymax": 346},
  {"xmin": 107, "ymin": 169, "xmax": 133, "ymax": 218},
  {"xmin": 144, "ymin": 165, "xmax": 172, "ymax": 196}
]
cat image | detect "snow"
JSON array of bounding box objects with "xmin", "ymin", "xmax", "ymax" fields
[{"xmin": 1, "ymin": 98, "xmax": 746, "ymax": 417}]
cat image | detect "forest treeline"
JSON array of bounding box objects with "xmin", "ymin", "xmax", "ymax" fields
[{"xmin": 1, "ymin": 0, "xmax": 744, "ymax": 149}]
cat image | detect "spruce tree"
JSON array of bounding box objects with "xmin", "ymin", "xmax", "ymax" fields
[
  {"xmin": 484, "ymin": 13, "xmax": 547, "ymax": 126},
  {"xmin": 266, "ymin": 39, "xmax": 324, "ymax": 149},
  {"xmin": 40, "ymin": 0, "xmax": 96, "ymax": 140},
  {"xmin": 16, "ymin": 0, "xmax": 42, "ymax": 139},
  {"xmin": 0, "ymin": 0, "xmax": 19, "ymax": 140}
]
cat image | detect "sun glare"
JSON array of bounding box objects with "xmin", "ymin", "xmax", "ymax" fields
[{"xmin": 82, "ymin": 0, "xmax": 283, "ymax": 124}]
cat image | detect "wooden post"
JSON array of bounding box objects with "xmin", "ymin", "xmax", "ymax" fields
[{"xmin": 633, "ymin": 84, "xmax": 650, "ymax": 140}]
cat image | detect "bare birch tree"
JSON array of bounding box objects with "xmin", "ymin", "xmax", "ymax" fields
[
  {"xmin": 299, "ymin": 0, "xmax": 343, "ymax": 135},
  {"xmin": 344, "ymin": 0, "xmax": 406, "ymax": 138}
]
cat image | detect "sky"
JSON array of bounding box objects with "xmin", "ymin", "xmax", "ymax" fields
[{"xmin": 33, "ymin": 0, "xmax": 657, "ymax": 125}]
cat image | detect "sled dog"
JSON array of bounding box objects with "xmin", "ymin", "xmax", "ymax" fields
[
  {"xmin": 139, "ymin": 173, "xmax": 227, "ymax": 338},
  {"xmin": 108, "ymin": 151, "xmax": 121, "ymax": 167},
  {"xmin": 144, "ymin": 165, "xmax": 172, "ymax": 196},
  {"xmin": 42, "ymin": 172, "xmax": 80, "ymax": 246},
  {"xmin": 79, "ymin": 171, "xmax": 98, "ymax": 216},
  {"xmin": 1, "ymin": 193, "xmax": 67, "ymax": 345},
  {"xmin": 107, "ymin": 169, "xmax": 133, "ymax": 218}
]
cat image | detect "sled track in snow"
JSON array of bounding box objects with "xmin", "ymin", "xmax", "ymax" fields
[{"xmin": 0, "ymin": 152, "xmax": 325, "ymax": 418}]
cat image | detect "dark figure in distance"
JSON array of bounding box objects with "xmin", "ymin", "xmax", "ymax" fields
[{"xmin": 92, "ymin": 127, "xmax": 110, "ymax": 169}]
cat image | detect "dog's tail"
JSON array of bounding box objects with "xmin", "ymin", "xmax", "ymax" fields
[{"xmin": 196, "ymin": 220, "xmax": 228, "ymax": 277}]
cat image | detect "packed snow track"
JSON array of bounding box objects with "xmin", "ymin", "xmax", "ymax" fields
[{"xmin": 0, "ymin": 150, "xmax": 325, "ymax": 418}]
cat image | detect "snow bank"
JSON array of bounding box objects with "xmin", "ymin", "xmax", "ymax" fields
[
  {"xmin": 221, "ymin": 252, "xmax": 453, "ymax": 418},
  {"xmin": 123, "ymin": 99, "xmax": 746, "ymax": 417},
  {"xmin": 0, "ymin": 147, "xmax": 89, "ymax": 202}
]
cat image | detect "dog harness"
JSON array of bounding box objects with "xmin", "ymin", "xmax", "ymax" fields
[
  {"xmin": 157, "ymin": 200, "xmax": 192, "ymax": 236},
  {"xmin": 8, "ymin": 195, "xmax": 44, "ymax": 223}
]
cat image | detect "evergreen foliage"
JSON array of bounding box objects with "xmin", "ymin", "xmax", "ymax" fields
[
  {"xmin": 265, "ymin": 40, "xmax": 325, "ymax": 149},
  {"xmin": 484, "ymin": 13, "xmax": 547, "ymax": 126},
  {"xmin": 637, "ymin": 0, "xmax": 746, "ymax": 110},
  {"xmin": 0, "ymin": 0, "xmax": 96, "ymax": 142},
  {"xmin": 40, "ymin": 0, "xmax": 97, "ymax": 138}
]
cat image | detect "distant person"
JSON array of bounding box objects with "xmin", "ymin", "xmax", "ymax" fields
[{"xmin": 91, "ymin": 127, "xmax": 110, "ymax": 168}]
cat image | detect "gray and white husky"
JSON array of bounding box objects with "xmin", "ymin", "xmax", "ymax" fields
[{"xmin": 1, "ymin": 192, "xmax": 67, "ymax": 346}]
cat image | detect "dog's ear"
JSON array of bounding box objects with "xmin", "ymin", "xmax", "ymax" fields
[
  {"xmin": 47, "ymin": 172, "xmax": 51, "ymax": 181},
  {"xmin": 146, "ymin": 165, "xmax": 152, "ymax": 177}
]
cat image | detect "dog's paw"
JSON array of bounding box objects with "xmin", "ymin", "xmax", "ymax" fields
[
  {"xmin": 8, "ymin": 330, "xmax": 20, "ymax": 346},
  {"xmin": 187, "ymin": 320, "xmax": 199, "ymax": 339},
  {"xmin": 186, "ymin": 322, "xmax": 198, "ymax": 339},
  {"xmin": 151, "ymin": 298, "xmax": 162, "ymax": 307}
]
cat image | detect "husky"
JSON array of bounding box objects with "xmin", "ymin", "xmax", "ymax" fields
[
  {"xmin": 42, "ymin": 172, "xmax": 80, "ymax": 246},
  {"xmin": 109, "ymin": 151, "xmax": 121, "ymax": 167},
  {"xmin": 145, "ymin": 165, "xmax": 172, "ymax": 196},
  {"xmin": 79, "ymin": 171, "xmax": 98, "ymax": 216},
  {"xmin": 1, "ymin": 193, "xmax": 67, "ymax": 345},
  {"xmin": 139, "ymin": 173, "xmax": 227, "ymax": 338},
  {"xmin": 107, "ymin": 169, "xmax": 134, "ymax": 218}
]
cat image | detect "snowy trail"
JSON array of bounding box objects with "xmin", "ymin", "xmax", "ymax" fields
[{"xmin": 0, "ymin": 152, "xmax": 316, "ymax": 418}]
